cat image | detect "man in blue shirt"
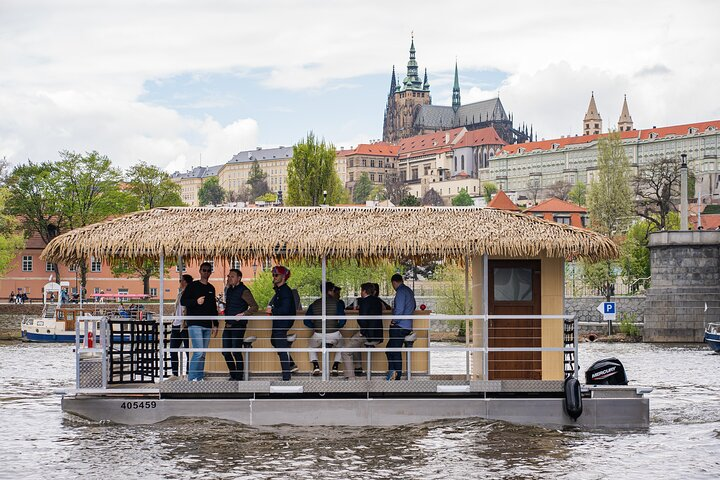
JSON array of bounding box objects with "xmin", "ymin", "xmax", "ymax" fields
[{"xmin": 386, "ymin": 273, "xmax": 416, "ymax": 380}]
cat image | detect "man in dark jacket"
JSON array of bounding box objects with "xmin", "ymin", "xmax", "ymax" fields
[
  {"xmin": 266, "ymin": 265, "xmax": 295, "ymax": 381},
  {"xmin": 342, "ymin": 282, "xmax": 384, "ymax": 378},
  {"xmin": 304, "ymin": 282, "xmax": 346, "ymax": 376},
  {"xmin": 181, "ymin": 262, "xmax": 219, "ymax": 381},
  {"xmin": 222, "ymin": 268, "xmax": 258, "ymax": 380}
]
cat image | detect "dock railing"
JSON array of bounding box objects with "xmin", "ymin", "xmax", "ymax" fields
[{"xmin": 73, "ymin": 313, "xmax": 578, "ymax": 389}]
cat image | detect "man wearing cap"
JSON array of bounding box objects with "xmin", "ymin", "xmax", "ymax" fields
[
  {"xmin": 181, "ymin": 262, "xmax": 219, "ymax": 381},
  {"xmin": 386, "ymin": 273, "xmax": 416, "ymax": 380},
  {"xmin": 304, "ymin": 282, "xmax": 346, "ymax": 376},
  {"xmin": 267, "ymin": 265, "xmax": 296, "ymax": 381}
]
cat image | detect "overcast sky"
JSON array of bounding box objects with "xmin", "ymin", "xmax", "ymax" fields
[{"xmin": 2, "ymin": 0, "xmax": 719, "ymax": 173}]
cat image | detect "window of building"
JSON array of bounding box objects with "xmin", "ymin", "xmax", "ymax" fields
[
  {"xmin": 176, "ymin": 264, "xmax": 187, "ymax": 272},
  {"xmin": 370, "ymin": 159, "xmax": 375, "ymax": 168},
  {"xmin": 68, "ymin": 263, "xmax": 77, "ymax": 272},
  {"xmin": 553, "ymin": 215, "xmax": 571, "ymax": 225},
  {"xmin": 370, "ymin": 173, "xmax": 375, "ymax": 182},
  {"xmin": 231, "ymin": 258, "xmax": 241, "ymax": 269},
  {"xmin": 378, "ymin": 174, "xmax": 383, "ymax": 182},
  {"xmin": 348, "ymin": 159, "xmax": 354, "ymax": 168},
  {"xmin": 411, "ymin": 168, "xmax": 418, "ymax": 180},
  {"xmin": 454, "ymin": 156, "xmax": 457, "ymax": 171},
  {"xmin": 118, "ymin": 288, "xmax": 129, "ymax": 295},
  {"xmin": 46, "ymin": 262, "xmax": 55, "ymax": 272},
  {"xmin": 90, "ymin": 257, "xmax": 101, "ymax": 272},
  {"xmin": 22, "ymin": 255, "xmax": 32, "ymax": 272},
  {"xmin": 362, "ymin": 159, "xmax": 367, "ymax": 167},
  {"xmin": 94, "ymin": 287, "xmax": 101, "ymax": 295},
  {"xmin": 594, "ymin": 123, "xmax": 599, "ymax": 129},
  {"xmin": 461, "ymin": 155, "xmax": 465, "ymax": 171},
  {"xmin": 150, "ymin": 288, "xmax": 158, "ymax": 297},
  {"xmin": 349, "ymin": 172, "xmax": 354, "ymax": 182},
  {"xmin": 424, "ymin": 164, "xmax": 430, "ymax": 176}
]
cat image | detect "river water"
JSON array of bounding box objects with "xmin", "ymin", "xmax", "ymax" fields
[{"xmin": 1, "ymin": 341, "xmax": 718, "ymax": 479}]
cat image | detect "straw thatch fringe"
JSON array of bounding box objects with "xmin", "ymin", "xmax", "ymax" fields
[{"xmin": 41, "ymin": 206, "xmax": 619, "ymax": 264}]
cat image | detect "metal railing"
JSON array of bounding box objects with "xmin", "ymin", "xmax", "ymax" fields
[{"xmin": 73, "ymin": 313, "xmax": 578, "ymax": 389}]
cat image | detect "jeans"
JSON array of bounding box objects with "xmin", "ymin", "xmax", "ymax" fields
[
  {"xmin": 169, "ymin": 325, "xmax": 189, "ymax": 376},
  {"xmin": 188, "ymin": 325, "xmax": 211, "ymax": 381},
  {"xmin": 222, "ymin": 320, "xmax": 247, "ymax": 380},
  {"xmin": 386, "ymin": 325, "xmax": 411, "ymax": 376},
  {"xmin": 270, "ymin": 325, "xmax": 292, "ymax": 381}
]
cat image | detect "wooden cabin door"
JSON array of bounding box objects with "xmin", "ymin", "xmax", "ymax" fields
[{"xmin": 488, "ymin": 260, "xmax": 541, "ymax": 380}]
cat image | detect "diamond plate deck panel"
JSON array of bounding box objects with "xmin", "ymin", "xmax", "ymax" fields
[{"xmin": 500, "ymin": 380, "xmax": 564, "ymax": 392}]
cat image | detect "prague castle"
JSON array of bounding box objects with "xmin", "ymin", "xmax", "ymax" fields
[{"xmin": 382, "ymin": 36, "xmax": 532, "ymax": 145}]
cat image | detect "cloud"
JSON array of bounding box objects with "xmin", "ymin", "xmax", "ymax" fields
[{"xmin": 635, "ymin": 65, "xmax": 672, "ymax": 77}]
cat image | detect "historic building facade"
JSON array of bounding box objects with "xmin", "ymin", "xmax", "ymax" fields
[
  {"xmin": 337, "ymin": 143, "xmax": 399, "ymax": 196},
  {"xmin": 382, "ymin": 37, "xmax": 532, "ymax": 146}
]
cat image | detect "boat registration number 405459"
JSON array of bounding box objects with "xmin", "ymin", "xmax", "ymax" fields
[{"xmin": 120, "ymin": 401, "xmax": 157, "ymax": 410}]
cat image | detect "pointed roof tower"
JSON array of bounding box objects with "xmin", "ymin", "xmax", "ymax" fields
[
  {"xmin": 583, "ymin": 92, "xmax": 602, "ymax": 136},
  {"xmin": 390, "ymin": 65, "xmax": 397, "ymax": 94},
  {"xmin": 487, "ymin": 190, "xmax": 521, "ymax": 211},
  {"xmin": 452, "ymin": 60, "xmax": 461, "ymax": 112},
  {"xmin": 423, "ymin": 68, "xmax": 430, "ymax": 90},
  {"xmin": 617, "ymin": 95, "xmax": 633, "ymax": 132}
]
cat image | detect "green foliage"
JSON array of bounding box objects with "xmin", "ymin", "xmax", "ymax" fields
[
  {"xmin": 482, "ymin": 182, "xmax": 498, "ymax": 203},
  {"xmin": 247, "ymin": 160, "xmax": 270, "ymax": 198},
  {"xmin": 0, "ymin": 188, "xmax": 25, "ymax": 276},
  {"xmin": 434, "ymin": 264, "xmax": 471, "ymax": 335},
  {"xmin": 399, "ymin": 195, "xmax": 420, "ymax": 206},
  {"xmin": 619, "ymin": 312, "xmax": 640, "ymax": 338},
  {"xmin": 126, "ymin": 161, "xmax": 184, "ymax": 209},
  {"xmin": 451, "ymin": 188, "xmax": 474, "ymax": 206},
  {"xmin": 256, "ymin": 192, "xmax": 278, "ymax": 203},
  {"xmin": 247, "ymin": 270, "xmax": 276, "ymax": 310},
  {"xmin": 569, "ymin": 181, "xmax": 587, "ymax": 206},
  {"xmin": 580, "ymin": 259, "xmax": 618, "ymax": 298},
  {"xmin": 287, "ymin": 132, "xmax": 345, "ymax": 206},
  {"xmin": 352, "ymin": 172, "xmax": 374, "ymax": 204},
  {"xmin": 198, "ymin": 177, "xmax": 226, "ymax": 206},
  {"xmin": 587, "ymin": 132, "xmax": 633, "ymax": 236},
  {"xmin": 619, "ymin": 213, "xmax": 679, "ymax": 291}
]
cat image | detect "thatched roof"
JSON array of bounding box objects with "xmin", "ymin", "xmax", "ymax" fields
[{"xmin": 41, "ymin": 206, "xmax": 618, "ymax": 263}]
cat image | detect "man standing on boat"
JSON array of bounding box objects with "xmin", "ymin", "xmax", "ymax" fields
[
  {"xmin": 222, "ymin": 268, "xmax": 258, "ymax": 380},
  {"xmin": 342, "ymin": 282, "xmax": 384, "ymax": 379},
  {"xmin": 170, "ymin": 274, "xmax": 193, "ymax": 378},
  {"xmin": 181, "ymin": 262, "xmax": 219, "ymax": 381},
  {"xmin": 266, "ymin": 265, "xmax": 295, "ymax": 381},
  {"xmin": 386, "ymin": 273, "xmax": 416, "ymax": 380}
]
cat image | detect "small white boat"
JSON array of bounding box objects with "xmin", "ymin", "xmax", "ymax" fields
[
  {"xmin": 705, "ymin": 323, "xmax": 720, "ymax": 353},
  {"xmin": 21, "ymin": 281, "xmax": 92, "ymax": 342}
]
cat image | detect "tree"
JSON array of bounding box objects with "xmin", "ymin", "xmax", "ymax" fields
[
  {"xmin": 0, "ymin": 188, "xmax": 25, "ymax": 277},
  {"xmin": 587, "ymin": 131, "xmax": 633, "ymax": 237},
  {"xmin": 380, "ymin": 172, "xmax": 409, "ymax": 205},
  {"xmin": 56, "ymin": 150, "xmax": 136, "ymax": 291},
  {"xmin": 126, "ymin": 161, "xmax": 184, "ymax": 210},
  {"xmin": 620, "ymin": 212, "xmax": 679, "ymax": 292},
  {"xmin": 287, "ymin": 132, "xmax": 345, "ymax": 206},
  {"xmin": 633, "ymin": 156, "xmax": 682, "ymax": 232},
  {"xmin": 246, "ymin": 160, "xmax": 270, "ymax": 199},
  {"xmin": 352, "ymin": 172, "xmax": 374, "ymax": 204},
  {"xmin": 198, "ymin": 177, "xmax": 226, "ymax": 206},
  {"xmin": 569, "ymin": 181, "xmax": 587, "ymax": 206},
  {"xmin": 399, "ymin": 194, "xmax": 420, "ymax": 206},
  {"xmin": 422, "ymin": 188, "xmax": 444, "ymax": 206},
  {"xmin": 451, "ymin": 188, "xmax": 474, "ymax": 206},
  {"xmin": 547, "ymin": 180, "xmax": 572, "ymax": 201},
  {"xmin": 525, "ymin": 178, "xmax": 543, "ymax": 205},
  {"xmin": 5, "ymin": 162, "xmax": 66, "ymax": 277},
  {"xmin": 111, "ymin": 259, "xmax": 171, "ymax": 296},
  {"xmin": 482, "ymin": 182, "xmax": 498, "ymax": 203}
]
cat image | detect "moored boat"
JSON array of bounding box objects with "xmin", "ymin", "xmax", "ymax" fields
[
  {"xmin": 20, "ymin": 281, "xmax": 94, "ymax": 342},
  {"xmin": 704, "ymin": 323, "xmax": 720, "ymax": 352}
]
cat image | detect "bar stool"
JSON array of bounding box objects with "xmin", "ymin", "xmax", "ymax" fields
[
  {"xmin": 364, "ymin": 339, "xmax": 382, "ymax": 379},
  {"xmin": 403, "ymin": 331, "xmax": 417, "ymax": 380},
  {"xmin": 241, "ymin": 336, "xmax": 257, "ymax": 381}
]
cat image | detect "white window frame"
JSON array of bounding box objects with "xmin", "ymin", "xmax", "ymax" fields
[
  {"xmin": 22, "ymin": 255, "xmax": 33, "ymax": 272},
  {"xmin": 45, "ymin": 262, "xmax": 55, "ymax": 272},
  {"xmin": 90, "ymin": 257, "xmax": 101, "ymax": 273}
]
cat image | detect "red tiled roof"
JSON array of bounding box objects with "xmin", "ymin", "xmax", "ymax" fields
[
  {"xmin": 337, "ymin": 143, "xmax": 399, "ymax": 157},
  {"xmin": 454, "ymin": 127, "xmax": 506, "ymax": 147},
  {"xmin": 398, "ymin": 127, "xmax": 466, "ymax": 156},
  {"xmin": 689, "ymin": 214, "xmax": 720, "ymax": 230},
  {"xmin": 500, "ymin": 120, "xmax": 720, "ymax": 155},
  {"xmin": 525, "ymin": 197, "xmax": 587, "ymax": 213},
  {"xmin": 487, "ymin": 190, "xmax": 520, "ymax": 211}
]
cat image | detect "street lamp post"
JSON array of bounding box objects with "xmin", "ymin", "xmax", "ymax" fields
[{"xmin": 680, "ymin": 153, "xmax": 688, "ymax": 230}]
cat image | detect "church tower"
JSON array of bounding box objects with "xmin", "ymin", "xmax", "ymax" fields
[
  {"xmin": 583, "ymin": 92, "xmax": 602, "ymax": 136},
  {"xmin": 382, "ymin": 35, "xmax": 432, "ymax": 143},
  {"xmin": 452, "ymin": 61, "xmax": 461, "ymax": 112},
  {"xmin": 617, "ymin": 95, "xmax": 633, "ymax": 131}
]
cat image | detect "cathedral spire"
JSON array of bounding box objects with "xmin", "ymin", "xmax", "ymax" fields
[
  {"xmin": 390, "ymin": 65, "xmax": 397, "ymax": 94},
  {"xmin": 423, "ymin": 68, "xmax": 429, "ymax": 90},
  {"xmin": 452, "ymin": 60, "xmax": 461, "ymax": 112},
  {"xmin": 617, "ymin": 94, "xmax": 633, "ymax": 131},
  {"xmin": 405, "ymin": 34, "xmax": 420, "ymax": 87}
]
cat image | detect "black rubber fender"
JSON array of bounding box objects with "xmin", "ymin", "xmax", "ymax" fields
[{"xmin": 564, "ymin": 376, "xmax": 583, "ymax": 421}]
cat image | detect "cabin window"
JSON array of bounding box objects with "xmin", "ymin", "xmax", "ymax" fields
[
  {"xmin": 22, "ymin": 255, "xmax": 32, "ymax": 272},
  {"xmin": 493, "ymin": 267, "xmax": 533, "ymax": 302},
  {"xmin": 46, "ymin": 262, "xmax": 55, "ymax": 272},
  {"xmin": 90, "ymin": 257, "xmax": 101, "ymax": 273}
]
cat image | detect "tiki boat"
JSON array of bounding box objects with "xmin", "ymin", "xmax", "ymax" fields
[{"xmin": 42, "ymin": 206, "xmax": 651, "ymax": 428}]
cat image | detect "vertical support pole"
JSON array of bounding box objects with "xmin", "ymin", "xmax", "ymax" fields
[
  {"xmin": 680, "ymin": 153, "xmax": 688, "ymax": 231},
  {"xmin": 101, "ymin": 317, "xmax": 107, "ymax": 389},
  {"xmin": 464, "ymin": 254, "xmax": 470, "ymax": 381},
  {"xmin": 574, "ymin": 316, "xmax": 579, "ymax": 379},
  {"xmin": 482, "ymin": 254, "xmax": 489, "ymax": 380},
  {"xmin": 321, "ymin": 255, "xmax": 327, "ymax": 381},
  {"xmin": 75, "ymin": 317, "xmax": 81, "ymax": 389},
  {"xmin": 159, "ymin": 254, "xmax": 165, "ymax": 382}
]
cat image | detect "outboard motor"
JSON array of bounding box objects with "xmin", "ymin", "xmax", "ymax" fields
[{"xmin": 585, "ymin": 357, "xmax": 628, "ymax": 385}]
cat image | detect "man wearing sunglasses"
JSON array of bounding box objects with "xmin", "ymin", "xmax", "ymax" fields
[{"xmin": 181, "ymin": 262, "xmax": 219, "ymax": 381}]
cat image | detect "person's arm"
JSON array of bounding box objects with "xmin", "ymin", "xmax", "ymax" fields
[
  {"xmin": 208, "ymin": 286, "xmax": 219, "ymax": 328},
  {"xmin": 241, "ymin": 289, "xmax": 258, "ymax": 316},
  {"xmin": 180, "ymin": 283, "xmax": 197, "ymax": 308},
  {"xmin": 303, "ymin": 301, "xmax": 315, "ymax": 329},
  {"xmin": 336, "ymin": 301, "xmax": 346, "ymax": 329}
]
